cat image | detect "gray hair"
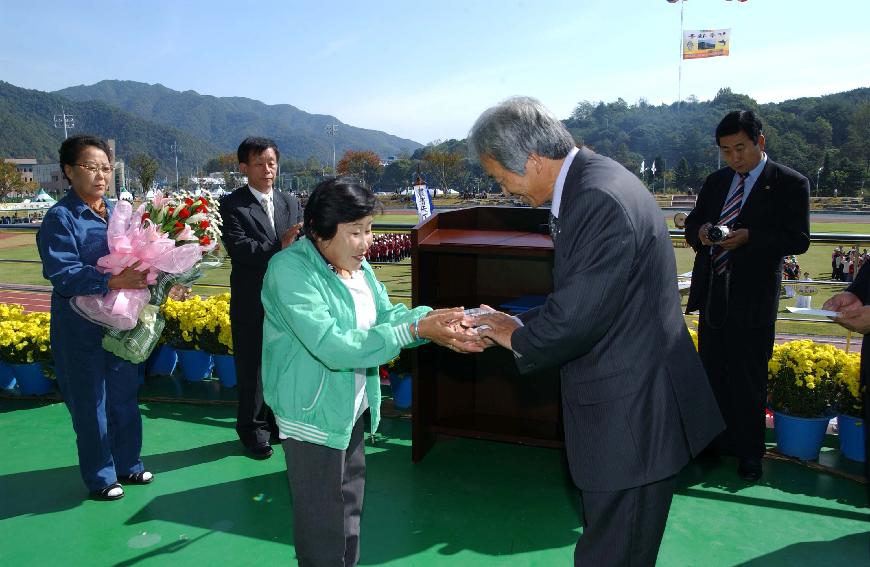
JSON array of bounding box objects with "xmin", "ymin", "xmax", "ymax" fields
[{"xmin": 467, "ymin": 96, "xmax": 575, "ymax": 174}]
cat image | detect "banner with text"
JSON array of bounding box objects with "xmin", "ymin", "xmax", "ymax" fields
[
  {"xmin": 682, "ymin": 29, "xmax": 730, "ymax": 59},
  {"xmin": 413, "ymin": 183, "xmax": 433, "ymax": 222}
]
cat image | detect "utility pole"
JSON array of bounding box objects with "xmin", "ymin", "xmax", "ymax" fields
[
  {"xmin": 53, "ymin": 106, "xmax": 75, "ymax": 139},
  {"xmin": 326, "ymin": 124, "xmax": 338, "ymax": 174}
]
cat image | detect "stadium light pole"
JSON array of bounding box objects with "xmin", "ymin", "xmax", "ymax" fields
[
  {"xmin": 171, "ymin": 141, "xmax": 180, "ymax": 189},
  {"xmin": 326, "ymin": 124, "xmax": 338, "ymax": 174},
  {"xmin": 816, "ymin": 166, "xmax": 823, "ymax": 197}
]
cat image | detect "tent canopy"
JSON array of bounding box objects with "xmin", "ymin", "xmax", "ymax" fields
[{"xmin": 33, "ymin": 189, "xmax": 56, "ymax": 203}]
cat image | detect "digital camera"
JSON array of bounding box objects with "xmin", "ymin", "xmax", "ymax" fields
[{"xmin": 706, "ymin": 225, "xmax": 731, "ymax": 243}]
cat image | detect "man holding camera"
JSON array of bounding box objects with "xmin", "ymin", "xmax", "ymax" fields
[{"xmin": 685, "ymin": 110, "xmax": 810, "ymax": 481}]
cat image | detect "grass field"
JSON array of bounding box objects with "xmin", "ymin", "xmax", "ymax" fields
[{"xmin": 2, "ymin": 220, "xmax": 867, "ymax": 338}]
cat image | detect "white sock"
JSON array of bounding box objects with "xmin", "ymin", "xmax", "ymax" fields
[{"xmin": 106, "ymin": 485, "xmax": 124, "ymax": 498}]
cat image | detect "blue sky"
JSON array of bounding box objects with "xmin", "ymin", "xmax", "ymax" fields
[{"xmin": 2, "ymin": 0, "xmax": 867, "ymax": 144}]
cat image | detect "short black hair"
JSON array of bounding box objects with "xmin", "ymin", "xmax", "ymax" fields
[
  {"xmin": 304, "ymin": 177, "xmax": 383, "ymax": 241},
  {"xmin": 237, "ymin": 137, "xmax": 280, "ymax": 164},
  {"xmin": 715, "ymin": 110, "xmax": 763, "ymax": 146},
  {"xmin": 59, "ymin": 134, "xmax": 112, "ymax": 183}
]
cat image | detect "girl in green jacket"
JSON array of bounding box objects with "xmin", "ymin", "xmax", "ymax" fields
[{"xmin": 261, "ymin": 178, "xmax": 481, "ymax": 566}]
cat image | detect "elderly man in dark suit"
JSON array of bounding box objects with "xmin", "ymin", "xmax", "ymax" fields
[
  {"xmin": 470, "ymin": 97, "xmax": 724, "ymax": 567},
  {"xmin": 220, "ymin": 137, "xmax": 303, "ymax": 460},
  {"xmin": 685, "ymin": 111, "xmax": 810, "ymax": 481},
  {"xmin": 824, "ymin": 259, "xmax": 870, "ymax": 501}
]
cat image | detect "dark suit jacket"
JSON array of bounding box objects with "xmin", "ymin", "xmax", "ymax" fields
[
  {"xmin": 219, "ymin": 186, "xmax": 303, "ymax": 337},
  {"xmin": 685, "ymin": 159, "xmax": 810, "ymax": 327},
  {"xmin": 511, "ymin": 147, "xmax": 724, "ymax": 492},
  {"xmin": 847, "ymin": 263, "xmax": 870, "ymax": 387}
]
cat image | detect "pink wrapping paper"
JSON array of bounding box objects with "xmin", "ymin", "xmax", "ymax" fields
[{"xmin": 73, "ymin": 200, "xmax": 208, "ymax": 330}]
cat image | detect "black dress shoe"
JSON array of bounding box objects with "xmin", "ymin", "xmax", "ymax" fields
[
  {"xmin": 246, "ymin": 443, "xmax": 274, "ymax": 460},
  {"xmin": 695, "ymin": 445, "xmax": 721, "ymax": 462},
  {"xmin": 738, "ymin": 457, "xmax": 763, "ymax": 482}
]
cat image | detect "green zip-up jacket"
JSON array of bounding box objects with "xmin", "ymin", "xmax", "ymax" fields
[{"xmin": 261, "ymin": 237, "xmax": 430, "ymax": 450}]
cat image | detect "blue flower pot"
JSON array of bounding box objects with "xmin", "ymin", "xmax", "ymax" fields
[
  {"xmin": 0, "ymin": 362, "xmax": 16, "ymax": 390},
  {"xmin": 837, "ymin": 414, "xmax": 865, "ymax": 463},
  {"xmin": 774, "ymin": 411, "xmax": 830, "ymax": 461},
  {"xmin": 212, "ymin": 354, "xmax": 237, "ymax": 388},
  {"xmin": 389, "ymin": 371, "xmax": 412, "ymax": 410},
  {"xmin": 176, "ymin": 349, "xmax": 213, "ymax": 382},
  {"xmin": 10, "ymin": 362, "xmax": 53, "ymax": 395},
  {"xmin": 146, "ymin": 345, "xmax": 178, "ymax": 377}
]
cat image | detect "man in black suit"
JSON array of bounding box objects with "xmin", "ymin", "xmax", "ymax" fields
[
  {"xmin": 685, "ymin": 111, "xmax": 810, "ymax": 481},
  {"xmin": 824, "ymin": 259, "xmax": 870, "ymax": 502},
  {"xmin": 220, "ymin": 137, "xmax": 303, "ymax": 459},
  {"xmin": 470, "ymin": 97, "xmax": 724, "ymax": 567}
]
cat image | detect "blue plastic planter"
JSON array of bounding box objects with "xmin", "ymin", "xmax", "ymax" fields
[
  {"xmin": 0, "ymin": 362, "xmax": 16, "ymax": 390},
  {"xmin": 11, "ymin": 362, "xmax": 53, "ymax": 395},
  {"xmin": 176, "ymin": 349, "xmax": 213, "ymax": 382},
  {"xmin": 837, "ymin": 414, "xmax": 865, "ymax": 462},
  {"xmin": 389, "ymin": 372, "xmax": 412, "ymax": 410},
  {"xmin": 212, "ymin": 354, "xmax": 237, "ymax": 388},
  {"xmin": 146, "ymin": 345, "xmax": 178, "ymax": 377},
  {"xmin": 774, "ymin": 412, "xmax": 830, "ymax": 460}
]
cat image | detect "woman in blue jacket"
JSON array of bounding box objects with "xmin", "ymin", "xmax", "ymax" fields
[
  {"xmin": 261, "ymin": 178, "xmax": 481, "ymax": 566},
  {"xmin": 36, "ymin": 135, "xmax": 152, "ymax": 500}
]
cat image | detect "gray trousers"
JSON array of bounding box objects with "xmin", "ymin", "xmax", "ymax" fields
[{"xmin": 282, "ymin": 416, "xmax": 366, "ymax": 567}]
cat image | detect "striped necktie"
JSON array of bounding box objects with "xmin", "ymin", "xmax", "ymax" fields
[
  {"xmin": 262, "ymin": 193, "xmax": 275, "ymax": 231},
  {"xmin": 711, "ymin": 172, "xmax": 748, "ymax": 275}
]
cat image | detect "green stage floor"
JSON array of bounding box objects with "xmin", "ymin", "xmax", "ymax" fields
[{"xmin": 1, "ymin": 389, "xmax": 868, "ymax": 566}]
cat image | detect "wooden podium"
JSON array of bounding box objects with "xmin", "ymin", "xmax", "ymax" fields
[{"xmin": 410, "ymin": 206, "xmax": 563, "ymax": 462}]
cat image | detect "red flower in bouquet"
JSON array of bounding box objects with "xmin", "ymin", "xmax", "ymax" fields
[{"xmin": 145, "ymin": 190, "xmax": 223, "ymax": 248}]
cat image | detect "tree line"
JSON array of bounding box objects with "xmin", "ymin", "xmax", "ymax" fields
[{"xmin": 135, "ymin": 87, "xmax": 870, "ymax": 198}]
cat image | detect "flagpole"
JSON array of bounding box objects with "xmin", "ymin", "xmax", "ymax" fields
[{"xmin": 677, "ymin": 0, "xmax": 685, "ymax": 110}]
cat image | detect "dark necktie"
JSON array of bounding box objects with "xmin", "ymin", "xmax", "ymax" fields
[
  {"xmin": 712, "ymin": 172, "xmax": 748, "ymax": 275},
  {"xmin": 549, "ymin": 213, "xmax": 560, "ymax": 243}
]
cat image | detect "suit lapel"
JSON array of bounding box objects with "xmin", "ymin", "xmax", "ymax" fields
[
  {"xmin": 736, "ymin": 159, "xmax": 775, "ymax": 221},
  {"xmin": 272, "ymin": 191, "xmax": 288, "ymax": 237},
  {"xmin": 711, "ymin": 172, "xmax": 733, "ymax": 220},
  {"xmin": 242, "ymin": 185, "xmax": 276, "ymax": 241}
]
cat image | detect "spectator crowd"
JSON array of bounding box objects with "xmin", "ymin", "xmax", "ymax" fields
[{"xmin": 832, "ymin": 245, "xmax": 868, "ymax": 282}]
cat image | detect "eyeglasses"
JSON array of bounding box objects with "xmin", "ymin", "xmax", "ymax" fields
[{"xmin": 75, "ymin": 163, "xmax": 115, "ymax": 175}]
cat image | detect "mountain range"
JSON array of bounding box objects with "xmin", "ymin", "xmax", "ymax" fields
[{"xmin": 0, "ymin": 80, "xmax": 422, "ymax": 176}]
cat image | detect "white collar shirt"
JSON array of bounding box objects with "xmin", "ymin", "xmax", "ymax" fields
[
  {"xmin": 726, "ymin": 152, "xmax": 767, "ymax": 208},
  {"xmin": 551, "ymin": 146, "xmax": 579, "ymax": 219}
]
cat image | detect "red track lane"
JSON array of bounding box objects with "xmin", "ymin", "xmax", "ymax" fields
[{"xmin": 0, "ymin": 290, "xmax": 51, "ymax": 312}]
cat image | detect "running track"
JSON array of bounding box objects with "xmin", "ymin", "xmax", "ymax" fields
[{"xmin": 0, "ymin": 286, "xmax": 51, "ymax": 313}]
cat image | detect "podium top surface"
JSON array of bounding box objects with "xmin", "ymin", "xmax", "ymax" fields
[{"xmin": 418, "ymin": 228, "xmax": 553, "ymax": 250}]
